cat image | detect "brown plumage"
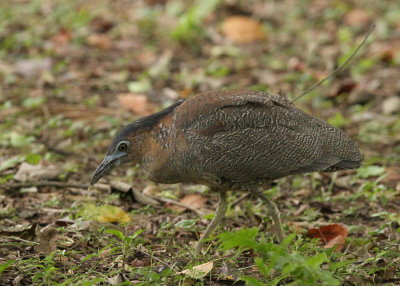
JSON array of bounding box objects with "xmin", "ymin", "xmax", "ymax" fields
[{"xmin": 91, "ymin": 90, "xmax": 362, "ymax": 252}]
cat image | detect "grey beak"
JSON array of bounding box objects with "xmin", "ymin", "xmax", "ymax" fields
[{"xmin": 90, "ymin": 154, "xmax": 123, "ymax": 185}]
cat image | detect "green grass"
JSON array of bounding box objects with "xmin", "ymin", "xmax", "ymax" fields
[{"xmin": 1, "ymin": 0, "xmax": 399, "ymax": 284}]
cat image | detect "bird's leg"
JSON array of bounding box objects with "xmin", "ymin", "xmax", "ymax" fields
[
  {"xmin": 195, "ymin": 190, "xmax": 227, "ymax": 253},
  {"xmin": 257, "ymin": 190, "xmax": 285, "ymax": 243}
]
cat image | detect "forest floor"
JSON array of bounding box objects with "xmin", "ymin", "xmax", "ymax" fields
[{"xmin": 1, "ymin": 0, "xmax": 400, "ymax": 285}]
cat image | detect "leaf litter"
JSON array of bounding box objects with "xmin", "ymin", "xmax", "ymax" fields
[{"xmin": 0, "ymin": 0, "xmax": 400, "ymax": 284}]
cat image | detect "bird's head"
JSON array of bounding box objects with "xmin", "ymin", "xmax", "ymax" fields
[
  {"xmin": 90, "ymin": 100, "xmax": 183, "ymax": 185},
  {"xmin": 90, "ymin": 124, "xmax": 139, "ymax": 185}
]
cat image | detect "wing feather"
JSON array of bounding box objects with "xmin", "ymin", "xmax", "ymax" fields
[{"xmin": 175, "ymin": 90, "xmax": 361, "ymax": 183}]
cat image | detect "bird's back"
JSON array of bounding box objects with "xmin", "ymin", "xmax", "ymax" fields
[{"xmin": 172, "ymin": 90, "xmax": 361, "ymax": 189}]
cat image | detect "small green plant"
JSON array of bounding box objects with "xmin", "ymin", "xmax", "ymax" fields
[
  {"xmin": 0, "ymin": 260, "xmax": 15, "ymax": 275},
  {"xmin": 327, "ymin": 113, "xmax": 350, "ymax": 128},
  {"xmin": 31, "ymin": 252, "xmax": 65, "ymax": 284},
  {"xmin": 218, "ymin": 228, "xmax": 340, "ymax": 285},
  {"xmin": 172, "ymin": 0, "xmax": 220, "ymax": 44},
  {"xmin": 105, "ymin": 229, "xmax": 144, "ymax": 269}
]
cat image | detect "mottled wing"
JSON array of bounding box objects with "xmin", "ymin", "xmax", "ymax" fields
[{"xmin": 176, "ymin": 90, "xmax": 361, "ymax": 184}]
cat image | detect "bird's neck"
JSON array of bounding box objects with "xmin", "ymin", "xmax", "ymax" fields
[{"xmin": 138, "ymin": 116, "xmax": 181, "ymax": 183}]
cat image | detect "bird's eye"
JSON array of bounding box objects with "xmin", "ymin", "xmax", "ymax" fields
[{"xmin": 118, "ymin": 142, "xmax": 128, "ymax": 152}]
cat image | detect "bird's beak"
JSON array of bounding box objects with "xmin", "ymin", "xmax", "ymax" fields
[{"xmin": 90, "ymin": 153, "xmax": 125, "ymax": 185}]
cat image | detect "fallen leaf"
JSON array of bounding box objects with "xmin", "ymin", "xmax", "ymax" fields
[
  {"xmin": 218, "ymin": 261, "xmax": 237, "ymax": 281},
  {"xmin": 0, "ymin": 155, "xmax": 24, "ymax": 172},
  {"xmin": 294, "ymin": 188, "xmax": 312, "ymax": 197},
  {"xmin": 117, "ymin": 93, "xmax": 154, "ymax": 116},
  {"xmin": 369, "ymin": 43, "xmax": 399, "ymax": 63},
  {"xmin": 148, "ymin": 50, "xmax": 173, "ymax": 78},
  {"xmin": 334, "ymin": 80, "xmax": 358, "ymax": 97},
  {"xmin": 142, "ymin": 184, "xmax": 161, "ymax": 197},
  {"xmin": 87, "ymin": 34, "xmax": 111, "ymax": 50},
  {"xmin": 51, "ymin": 29, "xmax": 72, "ymax": 45},
  {"xmin": 90, "ymin": 16, "xmax": 114, "ymax": 33},
  {"xmin": 382, "ymin": 96, "xmax": 400, "ymax": 115},
  {"xmin": 180, "ymin": 261, "xmax": 213, "ymax": 279},
  {"xmin": 221, "ymin": 16, "xmax": 265, "ymax": 43},
  {"xmin": 347, "ymin": 90, "xmax": 374, "ymax": 106},
  {"xmin": 14, "ymin": 58, "xmax": 52, "ymax": 78},
  {"xmin": 287, "ymin": 57, "xmax": 306, "ymax": 72},
  {"xmin": 324, "ymin": 234, "xmax": 347, "ymax": 251},
  {"xmin": 344, "ymin": 9, "xmax": 371, "ymax": 26},
  {"xmin": 175, "ymin": 219, "xmax": 196, "ymax": 229},
  {"xmin": 381, "ymin": 167, "xmax": 400, "ymax": 186},
  {"xmin": 0, "ymin": 223, "xmax": 37, "ymax": 241},
  {"xmin": 13, "ymin": 274, "xmax": 23, "ymax": 286},
  {"xmin": 107, "ymin": 274, "xmax": 122, "ymax": 285},
  {"xmin": 127, "ymin": 80, "xmax": 152, "ymax": 93},
  {"xmin": 169, "ymin": 194, "xmax": 207, "ymax": 213},
  {"xmin": 68, "ymin": 220, "xmax": 99, "ymax": 231},
  {"xmin": 287, "ymin": 221, "xmax": 307, "ymax": 233},
  {"xmin": 357, "ymin": 165, "xmax": 386, "ymax": 179},
  {"xmin": 78, "ymin": 203, "xmax": 131, "ymax": 224},
  {"xmin": 58, "ymin": 236, "xmax": 74, "ymax": 248},
  {"xmin": 35, "ymin": 225, "xmax": 58, "ymax": 254},
  {"xmin": 180, "ymin": 88, "xmax": 193, "ymax": 98},
  {"xmin": 96, "ymin": 205, "xmax": 131, "ymax": 223},
  {"xmin": 308, "ymin": 223, "xmax": 348, "ymax": 251},
  {"xmin": 14, "ymin": 162, "xmax": 63, "ymax": 181}
]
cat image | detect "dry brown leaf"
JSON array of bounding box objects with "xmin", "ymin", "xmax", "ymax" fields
[
  {"xmin": 324, "ymin": 234, "xmax": 346, "ymax": 251},
  {"xmin": 169, "ymin": 194, "xmax": 207, "ymax": 213},
  {"xmin": 0, "ymin": 223, "xmax": 37, "ymax": 241},
  {"xmin": 294, "ymin": 188, "xmax": 311, "ymax": 197},
  {"xmin": 334, "ymin": 80, "xmax": 358, "ymax": 97},
  {"xmin": 382, "ymin": 167, "xmax": 400, "ymax": 186},
  {"xmin": 51, "ymin": 29, "xmax": 72, "ymax": 45},
  {"xmin": 68, "ymin": 220, "xmax": 99, "ymax": 232},
  {"xmin": 117, "ymin": 93, "xmax": 154, "ymax": 116},
  {"xmin": 382, "ymin": 97, "xmax": 400, "ymax": 115},
  {"xmin": 35, "ymin": 225, "xmax": 58, "ymax": 254},
  {"xmin": 87, "ymin": 34, "xmax": 111, "ymax": 50},
  {"xmin": 107, "ymin": 274, "xmax": 123, "ymax": 285},
  {"xmin": 90, "ymin": 17, "xmax": 114, "ymax": 33},
  {"xmin": 142, "ymin": 184, "xmax": 161, "ymax": 197},
  {"xmin": 287, "ymin": 221, "xmax": 307, "ymax": 233},
  {"xmin": 180, "ymin": 261, "xmax": 213, "ymax": 279},
  {"xmin": 369, "ymin": 43, "xmax": 400, "ymax": 63},
  {"xmin": 14, "ymin": 58, "xmax": 52, "ymax": 78},
  {"xmin": 308, "ymin": 223, "xmax": 348, "ymax": 252},
  {"xmin": 13, "ymin": 274, "xmax": 24, "ymax": 286},
  {"xmin": 180, "ymin": 88, "xmax": 193, "ymax": 98},
  {"xmin": 221, "ymin": 16, "xmax": 265, "ymax": 43},
  {"xmin": 344, "ymin": 9, "xmax": 370, "ymax": 26},
  {"xmin": 14, "ymin": 162, "xmax": 63, "ymax": 182}
]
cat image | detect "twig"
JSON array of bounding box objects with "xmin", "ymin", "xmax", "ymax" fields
[
  {"xmin": 381, "ymin": 278, "xmax": 400, "ymax": 283},
  {"xmin": 0, "ymin": 181, "xmax": 90, "ymax": 189},
  {"xmin": 109, "ymin": 181, "xmax": 200, "ymax": 215},
  {"xmin": 231, "ymin": 192, "xmax": 251, "ymax": 207},
  {"xmin": 132, "ymin": 246, "xmax": 178, "ymax": 273},
  {"xmin": 0, "ymin": 236, "xmax": 39, "ymax": 246},
  {"xmin": 292, "ymin": 24, "xmax": 375, "ymax": 102},
  {"xmin": 131, "ymin": 188, "xmax": 160, "ymax": 206},
  {"xmin": 155, "ymin": 197, "xmax": 203, "ymax": 217}
]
